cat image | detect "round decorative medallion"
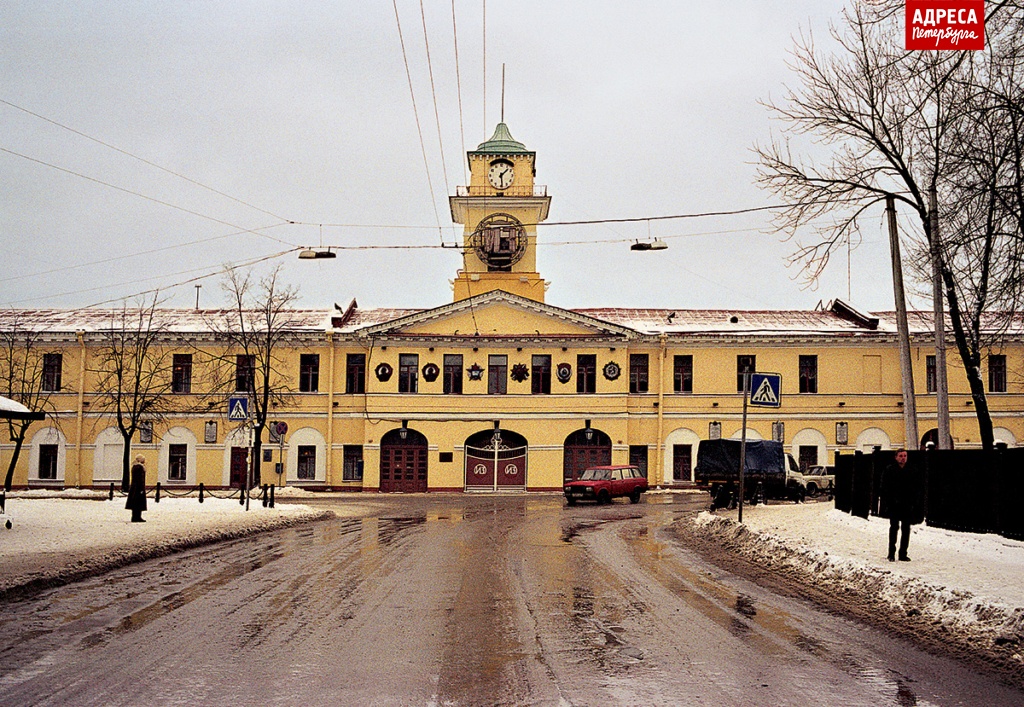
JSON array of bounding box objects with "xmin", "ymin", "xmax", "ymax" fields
[
  {"xmin": 422, "ymin": 363, "xmax": 440, "ymax": 382},
  {"xmin": 603, "ymin": 361, "xmax": 621, "ymax": 381},
  {"xmin": 375, "ymin": 362, "xmax": 393, "ymax": 382},
  {"xmin": 510, "ymin": 363, "xmax": 529, "ymax": 383},
  {"xmin": 555, "ymin": 362, "xmax": 572, "ymax": 384},
  {"xmin": 468, "ymin": 213, "xmax": 527, "ymax": 269}
]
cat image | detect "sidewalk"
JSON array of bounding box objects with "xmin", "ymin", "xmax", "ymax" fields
[
  {"xmin": 0, "ymin": 488, "xmax": 341, "ymax": 598},
  {"xmin": 694, "ymin": 502, "xmax": 1024, "ymax": 666}
]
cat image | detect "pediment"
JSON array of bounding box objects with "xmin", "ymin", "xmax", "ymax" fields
[{"xmin": 358, "ymin": 291, "xmax": 635, "ymax": 340}]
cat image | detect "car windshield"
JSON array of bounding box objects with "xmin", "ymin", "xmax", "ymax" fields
[{"xmin": 580, "ymin": 468, "xmax": 611, "ymax": 481}]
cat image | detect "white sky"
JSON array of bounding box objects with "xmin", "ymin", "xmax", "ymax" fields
[{"xmin": 2, "ymin": 1, "xmax": 919, "ymax": 313}]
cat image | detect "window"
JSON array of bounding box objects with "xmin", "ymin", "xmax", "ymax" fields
[
  {"xmin": 169, "ymin": 444, "xmax": 187, "ymax": 481},
  {"xmin": 172, "ymin": 354, "xmax": 192, "ymax": 393},
  {"xmin": 235, "ymin": 355, "xmax": 255, "ymax": 392},
  {"xmin": 297, "ymin": 445, "xmax": 316, "ymax": 480},
  {"xmin": 398, "ymin": 354, "xmax": 418, "ymax": 393},
  {"xmin": 989, "ymin": 354, "xmax": 1007, "ymax": 393},
  {"xmin": 672, "ymin": 444, "xmax": 692, "ymax": 481},
  {"xmin": 577, "ymin": 354, "xmax": 596, "ymax": 393},
  {"xmin": 299, "ymin": 353, "xmax": 320, "ymax": 392},
  {"xmin": 630, "ymin": 354, "xmax": 649, "ymax": 394},
  {"xmin": 629, "ymin": 445, "xmax": 648, "ymax": 477},
  {"xmin": 443, "ymin": 354, "xmax": 463, "ymax": 394},
  {"xmin": 673, "ymin": 355, "xmax": 693, "ymax": 393},
  {"xmin": 799, "ymin": 355, "xmax": 818, "ymax": 394},
  {"xmin": 926, "ymin": 355, "xmax": 936, "ymax": 393},
  {"xmin": 488, "ymin": 355, "xmax": 507, "ymax": 395},
  {"xmin": 798, "ymin": 445, "xmax": 818, "ymax": 472},
  {"xmin": 532, "ymin": 355, "xmax": 551, "ymax": 394},
  {"xmin": 38, "ymin": 444, "xmax": 58, "ymax": 480},
  {"xmin": 342, "ymin": 445, "xmax": 363, "ymax": 481},
  {"xmin": 42, "ymin": 353, "xmax": 62, "ymax": 392},
  {"xmin": 737, "ymin": 355, "xmax": 756, "ymax": 392},
  {"xmin": 346, "ymin": 354, "xmax": 366, "ymax": 394}
]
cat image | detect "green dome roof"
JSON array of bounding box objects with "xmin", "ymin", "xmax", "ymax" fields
[{"xmin": 473, "ymin": 123, "xmax": 531, "ymax": 154}]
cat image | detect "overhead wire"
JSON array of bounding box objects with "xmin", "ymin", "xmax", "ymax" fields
[
  {"xmin": 419, "ymin": 0, "xmax": 452, "ymax": 201},
  {"xmin": 392, "ymin": 0, "xmax": 444, "ymax": 238},
  {"xmin": 0, "ymin": 223, "xmax": 291, "ymax": 285},
  {"xmin": 0, "ymin": 146, "xmax": 297, "ymax": 247},
  {"xmin": 451, "ymin": 0, "xmax": 468, "ymax": 184},
  {"xmin": 0, "ymin": 98, "xmax": 291, "ymax": 222}
]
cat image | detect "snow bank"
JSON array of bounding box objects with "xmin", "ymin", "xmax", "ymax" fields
[
  {"xmin": 693, "ymin": 506, "xmax": 1024, "ymax": 662},
  {"xmin": 0, "ymin": 494, "xmax": 335, "ymax": 598}
]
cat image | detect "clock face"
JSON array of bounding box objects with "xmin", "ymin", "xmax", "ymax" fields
[{"xmin": 488, "ymin": 161, "xmax": 514, "ymax": 189}]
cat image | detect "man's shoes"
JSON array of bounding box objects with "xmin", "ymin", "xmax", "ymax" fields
[
  {"xmin": 888, "ymin": 554, "xmax": 895, "ymax": 562},
  {"xmin": 898, "ymin": 555, "xmax": 910, "ymax": 562}
]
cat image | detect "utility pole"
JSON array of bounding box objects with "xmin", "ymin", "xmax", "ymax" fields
[
  {"xmin": 887, "ymin": 195, "xmax": 919, "ymax": 449},
  {"xmin": 930, "ymin": 185, "xmax": 951, "ymax": 449}
]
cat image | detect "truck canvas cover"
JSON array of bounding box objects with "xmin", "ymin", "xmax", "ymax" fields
[{"xmin": 694, "ymin": 439, "xmax": 786, "ymax": 485}]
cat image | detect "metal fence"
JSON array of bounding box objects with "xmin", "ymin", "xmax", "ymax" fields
[{"xmin": 834, "ymin": 447, "xmax": 1024, "ymax": 540}]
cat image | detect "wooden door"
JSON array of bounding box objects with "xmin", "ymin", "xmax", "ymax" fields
[{"xmin": 230, "ymin": 447, "xmax": 248, "ymax": 488}]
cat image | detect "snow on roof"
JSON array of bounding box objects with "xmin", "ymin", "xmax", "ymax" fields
[
  {"xmin": 3, "ymin": 302, "xmax": 1023, "ymax": 338},
  {"xmin": 0, "ymin": 395, "xmax": 33, "ymax": 415}
]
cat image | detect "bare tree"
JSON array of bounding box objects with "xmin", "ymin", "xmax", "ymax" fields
[
  {"xmin": 202, "ymin": 266, "xmax": 299, "ymax": 490},
  {"xmin": 91, "ymin": 296, "xmax": 177, "ymax": 491},
  {"xmin": 0, "ymin": 311, "xmax": 58, "ymax": 491},
  {"xmin": 756, "ymin": 0, "xmax": 1024, "ymax": 450}
]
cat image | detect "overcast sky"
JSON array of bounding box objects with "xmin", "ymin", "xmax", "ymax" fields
[{"xmin": 2, "ymin": 0, "xmax": 922, "ymax": 314}]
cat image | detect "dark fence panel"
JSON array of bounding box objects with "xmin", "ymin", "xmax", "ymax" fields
[
  {"xmin": 996, "ymin": 448, "xmax": 1024, "ymax": 540},
  {"xmin": 834, "ymin": 453, "xmax": 855, "ymax": 513},
  {"xmin": 838, "ymin": 446, "xmax": 1022, "ymax": 540}
]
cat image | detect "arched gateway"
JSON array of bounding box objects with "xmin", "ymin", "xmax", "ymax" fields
[
  {"xmin": 380, "ymin": 427, "xmax": 428, "ymax": 492},
  {"xmin": 464, "ymin": 428, "xmax": 528, "ymax": 491},
  {"xmin": 563, "ymin": 427, "xmax": 612, "ymax": 482}
]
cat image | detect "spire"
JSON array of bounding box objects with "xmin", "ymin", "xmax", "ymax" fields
[{"xmin": 473, "ymin": 123, "xmax": 529, "ymax": 154}]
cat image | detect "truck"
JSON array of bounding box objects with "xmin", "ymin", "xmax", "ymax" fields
[{"xmin": 694, "ymin": 438, "xmax": 807, "ymax": 507}]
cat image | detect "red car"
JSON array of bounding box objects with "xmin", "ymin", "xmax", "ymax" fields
[{"xmin": 564, "ymin": 465, "xmax": 649, "ymax": 505}]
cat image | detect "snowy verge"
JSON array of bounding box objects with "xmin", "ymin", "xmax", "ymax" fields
[
  {"xmin": 0, "ymin": 496, "xmax": 338, "ymax": 600},
  {"xmin": 692, "ymin": 508, "xmax": 1024, "ymax": 665}
]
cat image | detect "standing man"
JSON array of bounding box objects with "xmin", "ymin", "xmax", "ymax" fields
[
  {"xmin": 880, "ymin": 449, "xmax": 922, "ymax": 561},
  {"xmin": 126, "ymin": 454, "xmax": 148, "ymax": 523}
]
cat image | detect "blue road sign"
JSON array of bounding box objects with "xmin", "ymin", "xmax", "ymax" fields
[
  {"xmin": 228, "ymin": 396, "xmax": 250, "ymax": 421},
  {"xmin": 749, "ymin": 372, "xmax": 782, "ymax": 407}
]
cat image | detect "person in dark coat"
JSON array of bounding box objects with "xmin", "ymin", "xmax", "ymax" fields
[
  {"xmin": 126, "ymin": 454, "xmax": 147, "ymax": 523},
  {"xmin": 880, "ymin": 449, "xmax": 921, "ymax": 561}
]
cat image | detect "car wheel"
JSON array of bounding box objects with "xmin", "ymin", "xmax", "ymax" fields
[
  {"xmin": 598, "ymin": 490, "xmax": 610, "ymax": 505},
  {"xmin": 807, "ymin": 483, "xmax": 818, "ymax": 497},
  {"xmin": 566, "ymin": 496, "xmax": 577, "ymax": 506},
  {"xmin": 629, "ymin": 489, "xmax": 641, "ymax": 504}
]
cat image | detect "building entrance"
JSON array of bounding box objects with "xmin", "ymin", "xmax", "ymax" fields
[
  {"xmin": 464, "ymin": 428, "xmax": 527, "ymax": 491},
  {"xmin": 380, "ymin": 428, "xmax": 428, "ymax": 492},
  {"xmin": 563, "ymin": 427, "xmax": 612, "ymax": 482}
]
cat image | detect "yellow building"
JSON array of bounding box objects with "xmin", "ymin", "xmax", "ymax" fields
[{"xmin": 2, "ymin": 124, "xmax": 1021, "ymax": 492}]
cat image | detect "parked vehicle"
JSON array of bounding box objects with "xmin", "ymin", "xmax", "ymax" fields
[
  {"xmin": 694, "ymin": 438, "xmax": 806, "ymax": 506},
  {"xmin": 804, "ymin": 465, "xmax": 835, "ymax": 497},
  {"xmin": 564, "ymin": 465, "xmax": 648, "ymax": 505}
]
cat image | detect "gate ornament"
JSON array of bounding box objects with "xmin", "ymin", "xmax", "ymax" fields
[
  {"xmin": 375, "ymin": 362, "xmax": 393, "ymax": 382},
  {"xmin": 422, "ymin": 363, "xmax": 440, "ymax": 382},
  {"xmin": 556, "ymin": 362, "xmax": 572, "ymax": 384},
  {"xmin": 603, "ymin": 361, "xmax": 621, "ymax": 381},
  {"xmin": 467, "ymin": 363, "xmax": 485, "ymax": 381},
  {"xmin": 504, "ymin": 464, "xmax": 519, "ymax": 476},
  {"xmin": 510, "ymin": 363, "xmax": 529, "ymax": 383}
]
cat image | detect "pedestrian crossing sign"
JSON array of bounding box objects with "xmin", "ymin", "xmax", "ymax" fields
[
  {"xmin": 749, "ymin": 373, "xmax": 782, "ymax": 407},
  {"xmin": 228, "ymin": 396, "xmax": 249, "ymax": 421}
]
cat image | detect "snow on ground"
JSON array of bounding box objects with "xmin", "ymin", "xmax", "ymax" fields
[
  {"xmin": 0, "ymin": 489, "xmax": 350, "ymax": 597},
  {"xmin": 694, "ymin": 503, "xmax": 1024, "ymax": 663}
]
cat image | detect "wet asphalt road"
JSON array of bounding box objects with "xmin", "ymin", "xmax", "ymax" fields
[{"xmin": 0, "ymin": 493, "xmax": 1020, "ymax": 706}]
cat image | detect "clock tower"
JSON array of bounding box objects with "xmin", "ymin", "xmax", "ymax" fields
[{"xmin": 449, "ymin": 123, "xmax": 551, "ymax": 302}]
